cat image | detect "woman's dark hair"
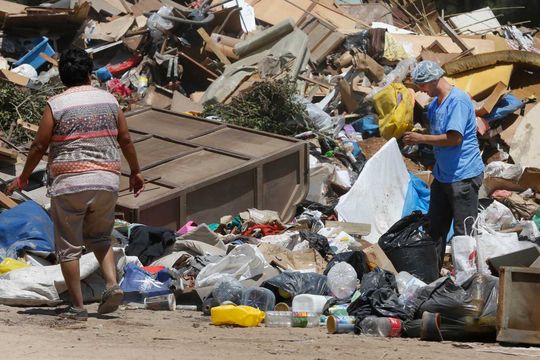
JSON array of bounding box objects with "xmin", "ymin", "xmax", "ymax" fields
[{"xmin": 58, "ymin": 48, "xmax": 93, "ymax": 87}]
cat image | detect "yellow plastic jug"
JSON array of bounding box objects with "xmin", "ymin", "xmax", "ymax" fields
[
  {"xmin": 0, "ymin": 257, "xmax": 30, "ymax": 273},
  {"xmin": 211, "ymin": 305, "xmax": 265, "ymax": 327}
]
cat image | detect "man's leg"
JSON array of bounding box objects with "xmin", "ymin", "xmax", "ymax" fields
[
  {"xmin": 450, "ymin": 173, "xmax": 483, "ymax": 237},
  {"xmin": 427, "ymin": 179, "xmax": 454, "ymax": 270}
]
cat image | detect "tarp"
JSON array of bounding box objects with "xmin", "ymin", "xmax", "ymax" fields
[
  {"xmin": 402, "ymin": 173, "xmax": 430, "ymax": 217},
  {"xmin": 0, "ymin": 201, "xmax": 54, "ymax": 260},
  {"xmin": 336, "ymin": 138, "xmax": 409, "ymax": 243}
]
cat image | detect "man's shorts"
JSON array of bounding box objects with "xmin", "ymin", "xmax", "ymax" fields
[{"xmin": 50, "ymin": 190, "xmax": 117, "ymax": 263}]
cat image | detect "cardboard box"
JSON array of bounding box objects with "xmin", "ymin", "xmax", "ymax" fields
[
  {"xmin": 362, "ymin": 243, "xmax": 397, "ymax": 274},
  {"xmin": 518, "ymin": 167, "xmax": 540, "ymax": 193}
]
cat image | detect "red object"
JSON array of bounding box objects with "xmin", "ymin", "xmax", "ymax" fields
[
  {"xmin": 107, "ymin": 79, "xmax": 133, "ymax": 97},
  {"xmin": 143, "ymin": 265, "xmax": 165, "ymax": 274},
  {"xmin": 243, "ymin": 223, "xmax": 284, "ymax": 237},
  {"xmin": 106, "ymin": 55, "xmax": 142, "ymax": 77}
]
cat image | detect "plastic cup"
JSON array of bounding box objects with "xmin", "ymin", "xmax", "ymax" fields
[{"xmin": 144, "ymin": 294, "xmax": 176, "ymax": 311}]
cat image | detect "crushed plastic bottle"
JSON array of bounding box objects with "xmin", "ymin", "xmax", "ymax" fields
[
  {"xmin": 326, "ymin": 262, "xmax": 357, "ymax": 299},
  {"xmin": 359, "ymin": 316, "xmax": 402, "ymax": 337}
]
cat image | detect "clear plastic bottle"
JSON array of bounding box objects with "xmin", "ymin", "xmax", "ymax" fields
[
  {"xmin": 241, "ymin": 287, "xmax": 276, "ymax": 311},
  {"xmin": 359, "ymin": 316, "xmax": 402, "ymax": 337},
  {"xmin": 212, "ymin": 278, "xmax": 244, "ymax": 305},
  {"xmin": 326, "ymin": 262, "xmax": 358, "ymax": 299},
  {"xmin": 395, "ymin": 271, "xmax": 426, "ymax": 305}
]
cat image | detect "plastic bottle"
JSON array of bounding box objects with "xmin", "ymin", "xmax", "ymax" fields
[
  {"xmin": 359, "ymin": 316, "xmax": 402, "ymax": 337},
  {"xmin": 212, "ymin": 278, "xmax": 244, "ymax": 305},
  {"xmin": 241, "ymin": 287, "xmax": 276, "ymax": 311},
  {"xmin": 291, "ymin": 294, "xmax": 329, "ymax": 313},
  {"xmin": 395, "ymin": 271, "xmax": 426, "ymax": 304},
  {"xmin": 210, "ymin": 305, "xmax": 265, "ymax": 327},
  {"xmin": 326, "ymin": 262, "xmax": 358, "ymax": 300},
  {"xmin": 265, "ymin": 311, "xmax": 292, "ymax": 327}
]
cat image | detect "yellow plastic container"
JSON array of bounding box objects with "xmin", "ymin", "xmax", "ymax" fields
[
  {"xmin": 0, "ymin": 257, "xmax": 30, "ymax": 273},
  {"xmin": 211, "ymin": 305, "xmax": 265, "ymax": 327}
]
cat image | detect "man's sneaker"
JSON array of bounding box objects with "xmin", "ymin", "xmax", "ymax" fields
[
  {"xmin": 58, "ymin": 306, "xmax": 88, "ymax": 321},
  {"xmin": 97, "ymin": 285, "xmax": 124, "ymax": 315}
]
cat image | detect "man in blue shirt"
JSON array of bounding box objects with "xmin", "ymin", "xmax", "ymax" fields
[{"xmin": 404, "ymin": 61, "xmax": 484, "ymax": 270}]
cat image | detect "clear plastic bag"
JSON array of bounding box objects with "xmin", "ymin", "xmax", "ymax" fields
[{"xmin": 195, "ymin": 244, "xmax": 267, "ymax": 288}]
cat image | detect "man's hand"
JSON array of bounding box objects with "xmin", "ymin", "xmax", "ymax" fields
[
  {"xmin": 129, "ymin": 172, "xmax": 145, "ymax": 197},
  {"xmin": 403, "ymin": 131, "xmax": 425, "ymax": 145}
]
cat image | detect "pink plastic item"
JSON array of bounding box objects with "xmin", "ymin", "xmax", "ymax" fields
[{"xmin": 177, "ymin": 221, "xmax": 197, "ymax": 235}]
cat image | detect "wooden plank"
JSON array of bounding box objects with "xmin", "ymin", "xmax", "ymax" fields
[
  {"xmin": 475, "ymin": 81, "xmax": 508, "ymax": 116},
  {"xmin": 0, "ymin": 192, "xmax": 17, "ymax": 209},
  {"xmin": 0, "ymin": 146, "xmax": 18, "ymax": 160},
  {"xmin": 196, "ymin": 28, "xmax": 231, "ymax": 66},
  {"xmin": 497, "ymin": 266, "xmax": 540, "ymax": 345},
  {"xmin": 39, "ymin": 52, "xmax": 58, "ymax": 67},
  {"xmin": 16, "ymin": 118, "xmax": 39, "ymax": 133},
  {"xmin": 437, "ymin": 16, "xmax": 471, "ymax": 52},
  {"xmin": 325, "ymin": 220, "xmax": 371, "ymax": 236}
]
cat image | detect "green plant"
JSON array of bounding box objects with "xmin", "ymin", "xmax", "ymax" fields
[
  {"xmin": 203, "ymin": 78, "xmax": 309, "ymax": 136},
  {"xmin": 0, "ymin": 80, "xmax": 63, "ymax": 146}
]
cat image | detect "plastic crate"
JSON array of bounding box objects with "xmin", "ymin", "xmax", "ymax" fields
[{"xmin": 14, "ymin": 37, "xmax": 55, "ymax": 70}]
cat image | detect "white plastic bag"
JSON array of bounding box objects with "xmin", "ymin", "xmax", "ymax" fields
[
  {"xmin": 476, "ymin": 227, "xmax": 537, "ymax": 274},
  {"xmin": 451, "ymin": 217, "xmax": 479, "ymax": 285},
  {"xmin": 195, "ymin": 244, "xmax": 268, "ymax": 288},
  {"xmin": 484, "ymin": 161, "xmax": 523, "ymax": 181},
  {"xmin": 479, "ymin": 200, "xmax": 516, "ymax": 230}
]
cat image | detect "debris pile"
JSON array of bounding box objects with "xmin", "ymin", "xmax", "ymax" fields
[{"xmin": 0, "ymin": 0, "xmax": 539, "ymax": 349}]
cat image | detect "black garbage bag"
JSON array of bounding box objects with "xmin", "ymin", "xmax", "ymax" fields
[
  {"xmin": 324, "ymin": 251, "xmax": 369, "ymax": 281},
  {"xmin": 299, "ymin": 230, "xmax": 332, "ymax": 258},
  {"xmin": 348, "ymin": 269, "xmax": 416, "ymax": 331},
  {"xmin": 402, "ymin": 273, "xmax": 499, "ymax": 342},
  {"xmin": 262, "ymin": 271, "xmax": 329, "ymax": 303},
  {"xmin": 378, "ymin": 211, "xmax": 438, "ymax": 283},
  {"xmin": 126, "ymin": 225, "xmax": 176, "ymax": 266},
  {"xmin": 415, "ymin": 273, "xmax": 499, "ymax": 319}
]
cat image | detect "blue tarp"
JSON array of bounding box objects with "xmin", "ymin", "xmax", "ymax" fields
[
  {"xmin": 402, "ymin": 173, "xmax": 430, "ymax": 217},
  {"xmin": 351, "ymin": 114, "xmax": 379, "ymax": 136},
  {"xmin": 485, "ymin": 94, "xmax": 524, "ymax": 122},
  {"xmin": 0, "ymin": 201, "xmax": 54, "ymax": 260}
]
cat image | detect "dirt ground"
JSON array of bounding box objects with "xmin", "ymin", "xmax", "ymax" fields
[{"xmin": 1, "ymin": 304, "xmax": 538, "ymax": 360}]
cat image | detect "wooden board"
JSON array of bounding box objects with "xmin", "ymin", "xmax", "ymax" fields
[
  {"xmin": 0, "ymin": 192, "xmax": 17, "ymax": 209},
  {"xmin": 497, "ymin": 266, "xmax": 540, "ymax": 345},
  {"xmin": 325, "ymin": 220, "xmax": 371, "ymax": 236},
  {"xmin": 248, "ymin": 0, "xmax": 358, "ymax": 29},
  {"xmin": 390, "ymin": 34, "xmax": 496, "ymax": 57},
  {"xmin": 475, "ymin": 81, "xmax": 508, "ymax": 115}
]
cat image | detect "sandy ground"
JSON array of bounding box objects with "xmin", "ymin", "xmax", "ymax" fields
[{"xmin": 0, "ymin": 304, "xmax": 537, "ymax": 360}]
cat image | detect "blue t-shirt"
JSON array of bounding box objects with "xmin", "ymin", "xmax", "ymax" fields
[{"xmin": 427, "ymin": 87, "xmax": 484, "ymax": 183}]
